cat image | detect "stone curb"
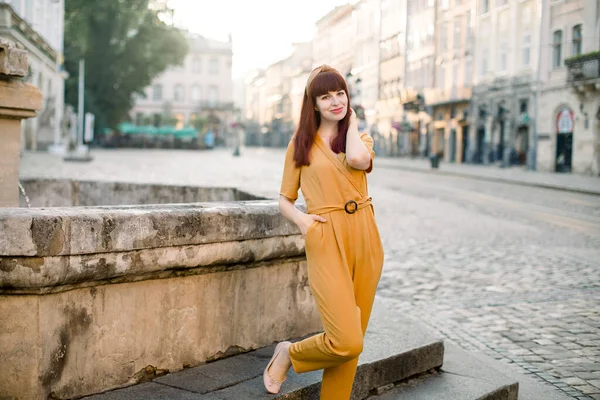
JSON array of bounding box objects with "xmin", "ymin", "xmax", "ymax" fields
[{"xmin": 377, "ymin": 163, "xmax": 600, "ymax": 196}]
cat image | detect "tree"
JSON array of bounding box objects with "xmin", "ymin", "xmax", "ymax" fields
[{"xmin": 64, "ymin": 0, "xmax": 188, "ymax": 134}]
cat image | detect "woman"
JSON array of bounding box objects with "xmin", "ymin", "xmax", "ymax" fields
[{"xmin": 263, "ymin": 65, "xmax": 384, "ymax": 399}]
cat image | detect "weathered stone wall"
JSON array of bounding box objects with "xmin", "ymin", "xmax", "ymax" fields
[
  {"xmin": 19, "ymin": 178, "xmax": 264, "ymax": 207},
  {"xmin": 0, "ymin": 201, "xmax": 319, "ymax": 399}
]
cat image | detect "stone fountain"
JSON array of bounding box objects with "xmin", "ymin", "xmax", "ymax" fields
[{"xmin": 0, "ymin": 40, "xmax": 318, "ymax": 399}]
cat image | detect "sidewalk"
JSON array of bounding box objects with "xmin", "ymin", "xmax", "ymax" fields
[{"xmin": 376, "ymin": 157, "xmax": 600, "ymax": 196}]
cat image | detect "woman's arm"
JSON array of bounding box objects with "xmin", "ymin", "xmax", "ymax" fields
[
  {"xmin": 345, "ymin": 109, "xmax": 371, "ymax": 170},
  {"xmin": 279, "ymin": 195, "xmax": 326, "ymax": 237}
]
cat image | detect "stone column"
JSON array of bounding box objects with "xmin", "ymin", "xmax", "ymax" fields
[{"xmin": 0, "ymin": 39, "xmax": 43, "ymax": 207}]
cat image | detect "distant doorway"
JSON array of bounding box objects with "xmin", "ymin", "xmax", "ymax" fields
[
  {"xmin": 461, "ymin": 125, "xmax": 469, "ymax": 163},
  {"xmin": 449, "ymin": 129, "xmax": 457, "ymax": 162},
  {"xmin": 515, "ymin": 127, "xmax": 529, "ymax": 165},
  {"xmin": 476, "ymin": 128, "xmax": 484, "ymax": 163},
  {"xmin": 555, "ymin": 107, "xmax": 574, "ymax": 173}
]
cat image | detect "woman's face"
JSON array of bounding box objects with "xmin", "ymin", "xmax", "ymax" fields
[{"xmin": 314, "ymin": 89, "xmax": 348, "ymax": 122}]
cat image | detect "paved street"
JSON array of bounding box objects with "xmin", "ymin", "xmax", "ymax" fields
[{"xmin": 20, "ymin": 147, "xmax": 600, "ymax": 399}]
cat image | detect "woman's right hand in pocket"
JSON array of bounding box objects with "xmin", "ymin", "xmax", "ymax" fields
[{"xmin": 298, "ymin": 213, "xmax": 327, "ymax": 237}]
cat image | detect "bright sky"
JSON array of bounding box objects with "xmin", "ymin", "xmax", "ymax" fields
[{"xmin": 167, "ymin": 0, "xmax": 351, "ymax": 79}]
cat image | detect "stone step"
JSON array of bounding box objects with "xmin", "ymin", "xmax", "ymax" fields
[
  {"xmin": 370, "ymin": 371, "xmax": 517, "ymax": 400},
  {"xmin": 370, "ymin": 343, "xmax": 520, "ymax": 400},
  {"xmin": 83, "ymin": 300, "xmax": 444, "ymax": 399}
]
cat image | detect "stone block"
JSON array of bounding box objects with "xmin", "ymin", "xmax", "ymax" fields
[
  {"xmin": 0, "ymin": 259, "xmax": 320, "ymax": 399},
  {"xmin": 0, "ymin": 38, "xmax": 27, "ymax": 77}
]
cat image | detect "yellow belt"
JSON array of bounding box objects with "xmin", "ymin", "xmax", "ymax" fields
[{"xmin": 308, "ymin": 197, "xmax": 372, "ymax": 215}]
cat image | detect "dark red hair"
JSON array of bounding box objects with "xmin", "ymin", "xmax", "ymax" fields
[{"xmin": 293, "ymin": 65, "xmax": 351, "ymax": 167}]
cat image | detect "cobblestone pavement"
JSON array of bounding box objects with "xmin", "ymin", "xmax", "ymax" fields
[{"xmin": 20, "ymin": 148, "xmax": 600, "ymax": 399}]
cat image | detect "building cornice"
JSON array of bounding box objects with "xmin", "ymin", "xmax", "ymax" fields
[{"xmin": 0, "ymin": 4, "xmax": 57, "ymax": 62}]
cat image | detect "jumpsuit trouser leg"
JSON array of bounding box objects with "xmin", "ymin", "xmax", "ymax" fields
[{"xmin": 288, "ymin": 208, "xmax": 384, "ymax": 399}]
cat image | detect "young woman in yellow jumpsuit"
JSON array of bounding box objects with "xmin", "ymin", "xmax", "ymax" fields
[{"xmin": 263, "ymin": 65, "xmax": 384, "ymax": 399}]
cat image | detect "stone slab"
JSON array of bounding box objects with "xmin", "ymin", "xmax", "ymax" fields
[
  {"xmin": 18, "ymin": 178, "xmax": 265, "ymax": 208},
  {"xmin": 0, "ymin": 80, "xmax": 42, "ymax": 115},
  {"xmin": 0, "ymin": 201, "xmax": 301, "ymax": 257},
  {"xmin": 82, "ymin": 382, "xmax": 202, "ymax": 400},
  {"xmin": 442, "ymin": 343, "xmax": 571, "ymax": 400},
  {"xmin": 374, "ymin": 372, "xmax": 516, "ymax": 400},
  {"xmin": 154, "ymin": 353, "xmax": 272, "ymax": 394}
]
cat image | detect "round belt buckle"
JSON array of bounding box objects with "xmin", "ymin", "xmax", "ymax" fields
[{"xmin": 344, "ymin": 200, "xmax": 358, "ymax": 214}]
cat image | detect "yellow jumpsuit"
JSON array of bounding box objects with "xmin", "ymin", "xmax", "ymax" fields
[{"xmin": 280, "ymin": 133, "xmax": 384, "ymax": 399}]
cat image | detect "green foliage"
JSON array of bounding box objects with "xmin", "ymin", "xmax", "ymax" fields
[
  {"xmin": 190, "ymin": 115, "xmax": 208, "ymax": 132},
  {"xmin": 564, "ymin": 51, "xmax": 600, "ymax": 65},
  {"xmin": 64, "ymin": 0, "xmax": 189, "ymax": 132}
]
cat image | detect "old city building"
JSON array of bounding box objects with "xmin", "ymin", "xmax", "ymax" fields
[
  {"xmin": 131, "ymin": 33, "xmax": 234, "ymax": 141},
  {"xmin": 243, "ymin": 0, "xmax": 599, "ymax": 175},
  {"xmin": 375, "ymin": 0, "xmax": 407, "ymax": 156},
  {"xmin": 536, "ymin": 0, "xmax": 600, "ymax": 174},
  {"xmin": 427, "ymin": 0, "xmax": 475, "ymax": 163},
  {"xmin": 348, "ymin": 0, "xmax": 381, "ymax": 135},
  {"xmin": 469, "ymin": 0, "xmax": 542, "ymax": 167},
  {"xmin": 0, "ymin": 0, "xmax": 65, "ymax": 152}
]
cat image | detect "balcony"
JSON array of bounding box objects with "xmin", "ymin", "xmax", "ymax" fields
[
  {"xmin": 423, "ymin": 87, "xmax": 472, "ymax": 107},
  {"xmin": 565, "ymin": 51, "xmax": 600, "ymax": 90}
]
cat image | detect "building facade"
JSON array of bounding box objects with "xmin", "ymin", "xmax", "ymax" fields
[
  {"xmin": 402, "ymin": 0, "xmax": 436, "ymax": 157},
  {"xmin": 375, "ymin": 0, "xmax": 407, "ymax": 156},
  {"xmin": 536, "ymin": 0, "xmax": 600, "ymax": 175},
  {"xmin": 0, "ymin": 0, "xmax": 65, "ymax": 152},
  {"xmin": 313, "ymin": 4, "xmax": 356, "ymax": 75},
  {"xmin": 427, "ymin": 0, "xmax": 475, "ymax": 163},
  {"xmin": 469, "ymin": 0, "xmax": 542, "ymax": 167},
  {"xmin": 243, "ymin": 42, "xmax": 312, "ymax": 147},
  {"xmin": 350, "ymin": 0, "xmax": 381, "ymax": 136},
  {"xmin": 131, "ymin": 33, "xmax": 234, "ymax": 141}
]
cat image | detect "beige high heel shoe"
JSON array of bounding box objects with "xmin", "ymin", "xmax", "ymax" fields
[{"xmin": 263, "ymin": 341, "xmax": 291, "ymax": 394}]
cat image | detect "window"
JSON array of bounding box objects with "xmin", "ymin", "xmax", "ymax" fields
[
  {"xmin": 440, "ymin": 22, "xmax": 448, "ymax": 52},
  {"xmin": 481, "ymin": 49, "xmax": 488, "ymax": 75},
  {"xmin": 208, "ymin": 85, "xmax": 219, "ymax": 106},
  {"xmin": 209, "ymin": 58, "xmax": 219, "ymax": 75},
  {"xmin": 437, "ymin": 63, "xmax": 446, "ymax": 89},
  {"xmin": 192, "ymin": 58, "xmax": 201, "ymax": 73},
  {"xmin": 152, "ymin": 84, "xmax": 163, "ymax": 101},
  {"xmin": 174, "ymin": 84, "xmax": 185, "ymax": 101},
  {"xmin": 453, "ymin": 17, "xmax": 461, "ymax": 49},
  {"xmin": 465, "ymin": 10, "xmax": 473, "ymax": 49},
  {"xmin": 499, "ymin": 41, "xmax": 507, "ymax": 71},
  {"xmin": 552, "ymin": 30, "xmax": 562, "ymax": 68},
  {"xmin": 452, "ymin": 61, "xmax": 459, "ymax": 88},
  {"xmin": 519, "ymin": 99, "xmax": 528, "ymax": 113},
  {"xmin": 441, "ymin": 0, "xmax": 449, "ymax": 9},
  {"xmin": 572, "ymin": 24, "xmax": 582, "ymax": 56},
  {"xmin": 522, "ymin": 6, "xmax": 531, "ymax": 25},
  {"xmin": 497, "ymin": 0, "xmax": 508, "ymax": 6},
  {"xmin": 480, "ymin": 0, "xmax": 489, "ymax": 14},
  {"xmin": 464, "ymin": 57, "xmax": 473, "ymax": 87},
  {"xmin": 191, "ymin": 85, "xmax": 201, "ymax": 102},
  {"xmin": 522, "ymin": 32, "xmax": 531, "ymax": 67}
]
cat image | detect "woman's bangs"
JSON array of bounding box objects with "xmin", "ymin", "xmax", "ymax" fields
[{"xmin": 310, "ymin": 71, "xmax": 347, "ymax": 97}]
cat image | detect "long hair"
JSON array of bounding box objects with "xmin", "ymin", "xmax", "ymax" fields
[{"xmin": 293, "ymin": 65, "xmax": 351, "ymax": 167}]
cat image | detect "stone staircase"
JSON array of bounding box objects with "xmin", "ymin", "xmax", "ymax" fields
[{"xmin": 83, "ymin": 299, "xmax": 528, "ymax": 400}]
